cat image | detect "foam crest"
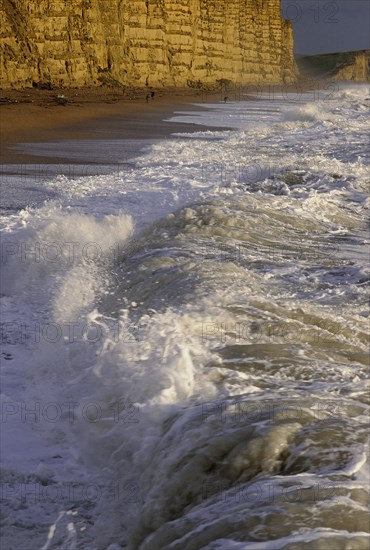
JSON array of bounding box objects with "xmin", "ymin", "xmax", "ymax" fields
[
  {"xmin": 281, "ymin": 103, "xmax": 338, "ymax": 123},
  {"xmin": 1, "ymin": 206, "xmax": 133, "ymax": 305},
  {"xmin": 1, "ymin": 84, "xmax": 369, "ymax": 549}
]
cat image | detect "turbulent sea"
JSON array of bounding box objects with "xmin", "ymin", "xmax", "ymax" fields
[{"xmin": 1, "ymin": 84, "xmax": 369, "ymax": 549}]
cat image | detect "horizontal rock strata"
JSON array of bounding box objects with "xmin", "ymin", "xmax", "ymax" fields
[{"xmin": 1, "ymin": 0, "xmax": 297, "ymax": 89}]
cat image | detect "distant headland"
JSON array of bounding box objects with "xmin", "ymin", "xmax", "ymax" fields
[{"xmin": 297, "ymin": 50, "xmax": 370, "ymax": 82}]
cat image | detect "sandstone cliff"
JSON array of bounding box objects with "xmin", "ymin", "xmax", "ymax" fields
[
  {"xmin": 0, "ymin": 0, "xmax": 297, "ymax": 89},
  {"xmin": 297, "ymin": 50, "xmax": 370, "ymax": 82},
  {"xmin": 331, "ymin": 51, "xmax": 370, "ymax": 82}
]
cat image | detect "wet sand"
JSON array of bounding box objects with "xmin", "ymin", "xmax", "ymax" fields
[
  {"xmin": 0, "ymin": 83, "xmax": 314, "ymax": 166},
  {"xmin": 0, "ymin": 87, "xmax": 223, "ymax": 165}
]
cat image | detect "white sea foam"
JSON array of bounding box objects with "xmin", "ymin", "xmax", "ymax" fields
[{"xmin": 1, "ymin": 85, "xmax": 369, "ymax": 549}]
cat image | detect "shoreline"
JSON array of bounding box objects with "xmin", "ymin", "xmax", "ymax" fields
[
  {"xmin": 0, "ymin": 87, "xmax": 224, "ymax": 165},
  {"xmin": 0, "ymin": 82, "xmax": 319, "ymax": 165}
]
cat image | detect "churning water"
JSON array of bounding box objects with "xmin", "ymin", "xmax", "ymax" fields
[{"xmin": 1, "ymin": 84, "xmax": 369, "ymax": 549}]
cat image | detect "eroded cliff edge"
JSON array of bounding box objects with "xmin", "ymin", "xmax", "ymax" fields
[
  {"xmin": 1, "ymin": 0, "xmax": 297, "ymax": 89},
  {"xmin": 297, "ymin": 51, "xmax": 370, "ymax": 82}
]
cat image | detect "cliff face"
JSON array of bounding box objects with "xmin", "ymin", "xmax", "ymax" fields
[
  {"xmin": 0, "ymin": 0, "xmax": 297, "ymax": 89},
  {"xmin": 297, "ymin": 50, "xmax": 370, "ymax": 82},
  {"xmin": 331, "ymin": 51, "xmax": 370, "ymax": 82}
]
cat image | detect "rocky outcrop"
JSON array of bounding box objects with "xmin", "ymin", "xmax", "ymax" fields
[
  {"xmin": 0, "ymin": 0, "xmax": 297, "ymax": 89},
  {"xmin": 297, "ymin": 50, "xmax": 370, "ymax": 82},
  {"xmin": 331, "ymin": 51, "xmax": 370, "ymax": 82}
]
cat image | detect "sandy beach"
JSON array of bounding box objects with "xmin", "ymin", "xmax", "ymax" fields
[
  {"xmin": 0, "ymin": 82, "xmax": 315, "ymax": 165},
  {"xmin": 0, "ymin": 87, "xmax": 225, "ymax": 165}
]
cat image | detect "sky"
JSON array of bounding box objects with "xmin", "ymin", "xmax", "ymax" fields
[{"xmin": 280, "ymin": 0, "xmax": 370, "ymax": 55}]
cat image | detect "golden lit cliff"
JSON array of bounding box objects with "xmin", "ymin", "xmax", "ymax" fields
[{"xmin": 1, "ymin": 0, "xmax": 297, "ymax": 89}]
